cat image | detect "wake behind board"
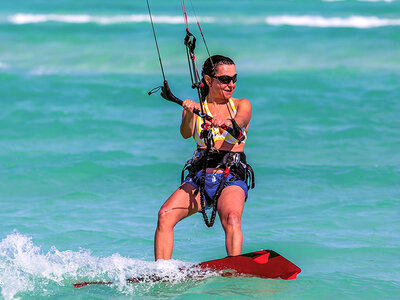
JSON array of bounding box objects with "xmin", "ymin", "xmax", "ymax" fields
[{"xmin": 74, "ymin": 249, "xmax": 301, "ymax": 288}]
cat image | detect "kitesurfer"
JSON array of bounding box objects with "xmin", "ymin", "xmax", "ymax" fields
[{"xmin": 154, "ymin": 55, "xmax": 254, "ymax": 260}]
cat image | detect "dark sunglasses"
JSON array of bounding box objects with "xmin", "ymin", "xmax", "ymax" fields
[{"xmin": 211, "ymin": 74, "xmax": 237, "ymax": 84}]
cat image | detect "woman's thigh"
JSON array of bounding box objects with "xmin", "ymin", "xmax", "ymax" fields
[
  {"xmin": 217, "ymin": 185, "xmax": 245, "ymax": 222},
  {"xmin": 158, "ymin": 183, "xmax": 202, "ymax": 224}
]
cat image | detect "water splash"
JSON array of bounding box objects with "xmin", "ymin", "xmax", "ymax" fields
[{"xmin": 0, "ymin": 232, "xmax": 214, "ymax": 299}]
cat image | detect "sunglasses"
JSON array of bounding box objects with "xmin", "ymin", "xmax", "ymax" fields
[{"xmin": 211, "ymin": 74, "xmax": 237, "ymax": 84}]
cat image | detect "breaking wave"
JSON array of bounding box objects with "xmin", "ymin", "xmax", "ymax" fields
[
  {"xmin": 6, "ymin": 13, "xmax": 214, "ymax": 25},
  {"xmin": 265, "ymin": 15, "xmax": 400, "ymax": 28},
  {"xmin": 4, "ymin": 13, "xmax": 400, "ymax": 28}
]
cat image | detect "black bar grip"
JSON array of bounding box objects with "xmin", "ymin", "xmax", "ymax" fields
[{"xmin": 161, "ymin": 80, "xmax": 183, "ymax": 106}]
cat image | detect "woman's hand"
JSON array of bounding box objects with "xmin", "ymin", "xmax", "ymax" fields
[
  {"xmin": 182, "ymin": 99, "xmax": 200, "ymax": 113},
  {"xmin": 210, "ymin": 116, "xmax": 231, "ymax": 128},
  {"xmin": 182, "ymin": 100, "xmax": 231, "ymax": 129}
]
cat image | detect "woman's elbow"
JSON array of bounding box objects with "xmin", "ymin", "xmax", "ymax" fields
[{"xmin": 180, "ymin": 127, "xmax": 192, "ymax": 139}]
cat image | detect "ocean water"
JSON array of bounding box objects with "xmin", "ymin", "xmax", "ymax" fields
[{"xmin": 0, "ymin": 0, "xmax": 399, "ymax": 299}]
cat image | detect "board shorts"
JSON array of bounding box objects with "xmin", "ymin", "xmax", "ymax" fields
[{"xmin": 183, "ymin": 169, "xmax": 248, "ymax": 209}]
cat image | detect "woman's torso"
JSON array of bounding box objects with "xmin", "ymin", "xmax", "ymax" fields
[
  {"xmin": 193, "ymin": 97, "xmax": 248, "ymax": 153},
  {"xmin": 193, "ymin": 98, "xmax": 249, "ymax": 173}
]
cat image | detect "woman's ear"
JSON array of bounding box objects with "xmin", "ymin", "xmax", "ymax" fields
[{"xmin": 204, "ymin": 75, "xmax": 212, "ymax": 87}]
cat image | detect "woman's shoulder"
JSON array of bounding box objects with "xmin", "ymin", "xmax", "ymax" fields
[{"xmin": 231, "ymin": 97, "xmax": 251, "ymax": 110}]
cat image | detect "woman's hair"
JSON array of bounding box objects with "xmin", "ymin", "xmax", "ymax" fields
[{"xmin": 200, "ymin": 55, "xmax": 235, "ymax": 99}]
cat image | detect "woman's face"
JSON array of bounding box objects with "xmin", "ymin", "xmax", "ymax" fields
[{"xmin": 207, "ymin": 64, "xmax": 237, "ymax": 100}]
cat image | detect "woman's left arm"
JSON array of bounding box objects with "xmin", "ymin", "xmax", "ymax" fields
[{"xmin": 234, "ymin": 98, "xmax": 252, "ymax": 130}]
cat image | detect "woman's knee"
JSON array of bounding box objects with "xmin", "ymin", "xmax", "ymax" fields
[
  {"xmin": 157, "ymin": 207, "xmax": 178, "ymax": 230},
  {"xmin": 221, "ymin": 211, "xmax": 242, "ymax": 229}
]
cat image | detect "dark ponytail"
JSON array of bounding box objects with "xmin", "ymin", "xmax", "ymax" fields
[{"xmin": 200, "ymin": 55, "xmax": 235, "ymax": 100}]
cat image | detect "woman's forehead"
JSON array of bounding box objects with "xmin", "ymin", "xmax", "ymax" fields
[{"xmin": 215, "ymin": 64, "xmax": 236, "ymax": 75}]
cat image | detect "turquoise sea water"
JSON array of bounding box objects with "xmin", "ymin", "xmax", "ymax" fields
[{"xmin": 0, "ymin": 0, "xmax": 399, "ymax": 299}]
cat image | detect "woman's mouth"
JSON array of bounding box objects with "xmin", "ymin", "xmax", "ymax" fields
[{"xmin": 224, "ymin": 89, "xmax": 233, "ymax": 95}]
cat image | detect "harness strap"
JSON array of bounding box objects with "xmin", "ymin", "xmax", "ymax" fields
[
  {"xmin": 198, "ymin": 151, "xmax": 241, "ymax": 227},
  {"xmin": 198, "ymin": 144, "xmax": 217, "ymax": 227},
  {"xmin": 246, "ymin": 164, "xmax": 255, "ymax": 189},
  {"xmin": 181, "ymin": 149, "xmax": 255, "ymax": 228}
]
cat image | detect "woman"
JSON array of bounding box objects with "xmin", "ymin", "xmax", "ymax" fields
[{"xmin": 154, "ymin": 55, "xmax": 253, "ymax": 260}]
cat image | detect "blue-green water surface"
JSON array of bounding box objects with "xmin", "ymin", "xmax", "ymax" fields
[{"xmin": 0, "ymin": 0, "xmax": 399, "ymax": 299}]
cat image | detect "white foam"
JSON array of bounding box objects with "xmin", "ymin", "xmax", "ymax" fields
[
  {"xmin": 266, "ymin": 15, "xmax": 400, "ymax": 28},
  {"xmin": 0, "ymin": 232, "xmax": 211, "ymax": 299},
  {"xmin": 5, "ymin": 13, "xmax": 400, "ymax": 29},
  {"xmin": 7, "ymin": 13, "xmax": 215, "ymax": 25}
]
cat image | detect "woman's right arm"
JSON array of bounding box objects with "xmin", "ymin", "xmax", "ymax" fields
[{"xmin": 180, "ymin": 100, "xmax": 199, "ymax": 139}]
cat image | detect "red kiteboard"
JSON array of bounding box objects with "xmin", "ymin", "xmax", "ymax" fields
[
  {"xmin": 199, "ymin": 249, "xmax": 301, "ymax": 280},
  {"xmin": 73, "ymin": 249, "xmax": 301, "ymax": 288}
]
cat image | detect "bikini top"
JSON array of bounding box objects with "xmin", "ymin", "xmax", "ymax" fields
[{"xmin": 193, "ymin": 98, "xmax": 247, "ymax": 147}]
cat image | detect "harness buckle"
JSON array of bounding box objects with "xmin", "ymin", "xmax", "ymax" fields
[
  {"xmin": 222, "ymin": 152, "xmax": 240, "ymax": 170},
  {"xmin": 201, "ymin": 122, "xmax": 211, "ymax": 130}
]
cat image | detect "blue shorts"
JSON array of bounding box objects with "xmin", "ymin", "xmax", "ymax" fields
[{"xmin": 183, "ymin": 170, "xmax": 248, "ymax": 209}]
